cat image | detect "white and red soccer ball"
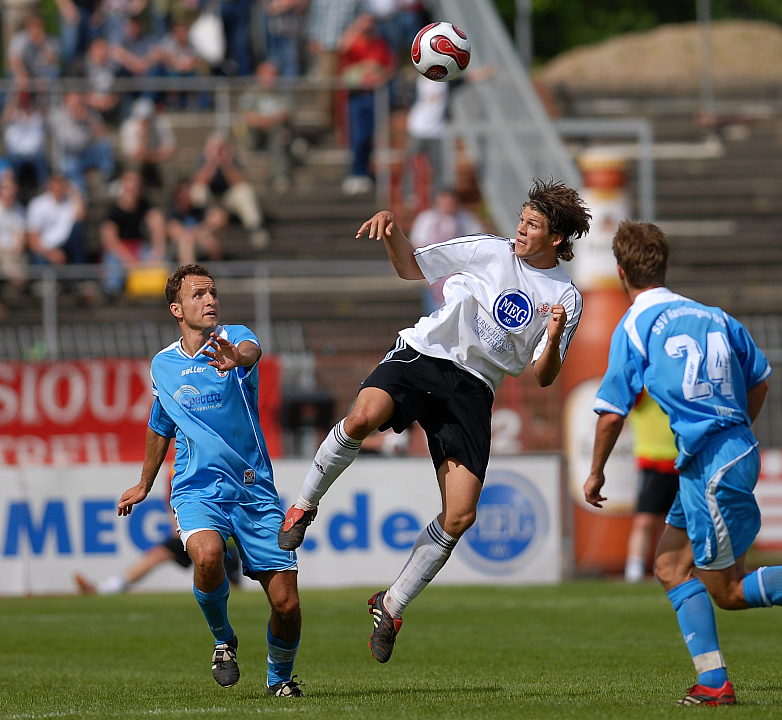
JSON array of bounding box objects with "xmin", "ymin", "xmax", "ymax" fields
[{"xmin": 411, "ymin": 21, "xmax": 471, "ymax": 82}]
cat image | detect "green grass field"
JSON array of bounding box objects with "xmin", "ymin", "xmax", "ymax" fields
[{"xmin": 2, "ymin": 581, "xmax": 780, "ymax": 719}]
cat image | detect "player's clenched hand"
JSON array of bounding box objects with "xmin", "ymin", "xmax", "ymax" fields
[
  {"xmin": 201, "ymin": 332, "xmax": 241, "ymax": 370},
  {"xmin": 583, "ymin": 472, "xmax": 607, "ymax": 509},
  {"xmin": 117, "ymin": 483, "xmax": 150, "ymax": 516},
  {"xmin": 356, "ymin": 210, "xmax": 396, "ymax": 240},
  {"xmin": 547, "ymin": 304, "xmax": 567, "ymax": 340}
]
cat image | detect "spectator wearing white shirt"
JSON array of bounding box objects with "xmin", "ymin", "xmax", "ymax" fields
[
  {"xmin": 26, "ymin": 174, "xmax": 86, "ymax": 265},
  {"xmin": 2, "ymin": 91, "xmax": 48, "ymax": 201}
]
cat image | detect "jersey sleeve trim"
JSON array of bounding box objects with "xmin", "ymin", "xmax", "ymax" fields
[{"xmin": 594, "ymin": 398, "xmax": 628, "ymax": 416}]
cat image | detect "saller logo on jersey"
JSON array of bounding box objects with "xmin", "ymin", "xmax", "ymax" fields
[{"xmin": 493, "ymin": 290, "xmax": 534, "ymax": 332}]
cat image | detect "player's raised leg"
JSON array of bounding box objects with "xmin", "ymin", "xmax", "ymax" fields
[
  {"xmin": 258, "ymin": 569, "xmax": 304, "ymax": 697},
  {"xmin": 187, "ymin": 529, "xmax": 240, "ymax": 688},
  {"xmin": 369, "ymin": 459, "xmax": 481, "ymax": 663},
  {"xmin": 278, "ymin": 387, "xmax": 395, "ymax": 550}
]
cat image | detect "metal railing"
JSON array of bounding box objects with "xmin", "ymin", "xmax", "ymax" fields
[{"xmin": 431, "ymin": 0, "xmax": 580, "ymax": 236}]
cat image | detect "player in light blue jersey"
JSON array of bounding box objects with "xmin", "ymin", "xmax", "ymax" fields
[
  {"xmin": 116, "ymin": 264, "xmax": 304, "ymax": 698},
  {"xmin": 584, "ymin": 221, "xmax": 774, "ymax": 707}
]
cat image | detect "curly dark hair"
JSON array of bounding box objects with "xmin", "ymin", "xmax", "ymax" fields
[
  {"xmin": 612, "ymin": 221, "xmax": 669, "ymax": 289},
  {"xmin": 164, "ymin": 264, "xmax": 214, "ymax": 305},
  {"xmin": 523, "ymin": 178, "xmax": 592, "ymax": 262}
]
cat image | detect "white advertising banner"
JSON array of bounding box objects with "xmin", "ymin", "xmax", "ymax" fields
[{"xmin": 0, "ymin": 456, "xmax": 563, "ymax": 595}]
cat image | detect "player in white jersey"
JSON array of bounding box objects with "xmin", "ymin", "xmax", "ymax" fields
[
  {"xmin": 116, "ymin": 264, "xmax": 304, "ymax": 698},
  {"xmin": 584, "ymin": 221, "xmax": 775, "ymax": 707},
  {"xmin": 279, "ymin": 179, "xmax": 591, "ymax": 662}
]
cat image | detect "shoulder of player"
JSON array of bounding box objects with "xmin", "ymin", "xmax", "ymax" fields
[{"xmin": 415, "ymin": 232, "xmax": 504, "ymax": 254}]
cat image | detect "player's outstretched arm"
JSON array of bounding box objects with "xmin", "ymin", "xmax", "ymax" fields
[
  {"xmin": 583, "ymin": 411, "xmax": 625, "ymax": 508},
  {"xmin": 356, "ymin": 210, "xmax": 424, "ymax": 281},
  {"xmin": 202, "ymin": 334, "xmax": 260, "ymax": 370},
  {"xmin": 118, "ymin": 427, "xmax": 171, "ymax": 516}
]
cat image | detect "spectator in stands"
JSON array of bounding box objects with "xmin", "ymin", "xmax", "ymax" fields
[
  {"xmin": 1, "ymin": 1, "xmax": 41, "ymax": 63},
  {"xmin": 409, "ymin": 188, "xmax": 483, "ymax": 313},
  {"xmin": 2, "ymin": 90, "xmax": 48, "ymax": 202},
  {"xmin": 403, "ymin": 75, "xmax": 451, "ymax": 209},
  {"xmin": 362, "ymin": 0, "xmax": 407, "ymax": 60},
  {"xmin": 101, "ymin": 0, "xmax": 149, "ymax": 45},
  {"xmin": 167, "ymin": 178, "xmax": 226, "ymax": 265},
  {"xmin": 191, "ymin": 132, "xmax": 269, "ymax": 249},
  {"xmin": 396, "ymin": 0, "xmax": 426, "ymax": 50},
  {"xmin": 83, "ymin": 37, "xmax": 121, "ymax": 121},
  {"xmin": 54, "ymin": 0, "xmax": 102, "ymax": 73},
  {"xmin": 305, "ymin": 0, "xmax": 360, "ymax": 117},
  {"xmin": 7, "ymin": 14, "xmax": 61, "ymax": 89},
  {"xmin": 26, "ymin": 173, "xmax": 87, "ymax": 266},
  {"xmin": 148, "ymin": 0, "xmax": 172, "ymax": 39},
  {"xmin": 259, "ymin": 0, "xmax": 307, "ymax": 78},
  {"xmin": 0, "ymin": 178, "xmax": 28, "ymax": 298},
  {"xmin": 50, "ymin": 91, "xmax": 115, "ymax": 194},
  {"xmin": 119, "ymin": 97, "xmax": 176, "ymax": 188},
  {"xmin": 152, "ymin": 15, "xmax": 206, "ymax": 108},
  {"xmin": 239, "ymin": 60, "xmax": 295, "ymax": 193},
  {"xmin": 100, "ymin": 169, "xmax": 167, "ymax": 298},
  {"xmin": 110, "ymin": 10, "xmax": 156, "ymax": 93},
  {"xmin": 403, "ymin": 66, "xmax": 495, "ymax": 210},
  {"xmin": 337, "ymin": 13, "xmax": 395, "ymax": 196},
  {"xmin": 216, "ymin": 0, "xmax": 254, "ymax": 76}
]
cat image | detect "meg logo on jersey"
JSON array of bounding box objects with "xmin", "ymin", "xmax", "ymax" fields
[
  {"xmin": 173, "ymin": 384, "xmax": 223, "ymax": 411},
  {"xmin": 493, "ymin": 290, "xmax": 534, "ymax": 332}
]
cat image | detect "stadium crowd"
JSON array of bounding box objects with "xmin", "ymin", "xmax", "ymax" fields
[{"xmin": 0, "ymin": 1, "xmax": 461, "ymax": 305}]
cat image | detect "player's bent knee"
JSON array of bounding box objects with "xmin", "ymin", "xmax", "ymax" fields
[
  {"xmin": 653, "ymin": 558, "xmax": 686, "ymax": 590},
  {"xmin": 710, "ymin": 587, "xmax": 746, "ymax": 611},
  {"xmin": 344, "ymin": 409, "xmax": 380, "ymax": 439},
  {"xmin": 270, "ymin": 593, "xmax": 300, "ymax": 620},
  {"xmin": 443, "ymin": 510, "xmax": 476, "ymax": 538}
]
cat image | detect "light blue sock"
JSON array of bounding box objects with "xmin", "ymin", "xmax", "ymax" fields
[
  {"xmin": 266, "ymin": 624, "xmax": 299, "ymax": 687},
  {"xmin": 667, "ymin": 578, "xmax": 728, "ymax": 688},
  {"xmin": 743, "ymin": 566, "xmax": 782, "ymax": 607},
  {"xmin": 193, "ymin": 575, "xmax": 234, "ymax": 644}
]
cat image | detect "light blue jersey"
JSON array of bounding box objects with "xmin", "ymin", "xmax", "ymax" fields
[
  {"xmin": 594, "ymin": 287, "xmax": 771, "ymax": 469},
  {"xmin": 148, "ymin": 324, "xmax": 277, "ymax": 507}
]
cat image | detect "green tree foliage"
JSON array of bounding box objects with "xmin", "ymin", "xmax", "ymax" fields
[{"xmin": 492, "ymin": 0, "xmax": 782, "ymax": 64}]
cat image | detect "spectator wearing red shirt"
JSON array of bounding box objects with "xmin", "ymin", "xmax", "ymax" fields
[{"xmin": 337, "ymin": 13, "xmax": 395, "ymax": 195}]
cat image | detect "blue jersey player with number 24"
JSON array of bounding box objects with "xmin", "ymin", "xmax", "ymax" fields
[
  {"xmin": 116, "ymin": 264, "xmax": 304, "ymax": 698},
  {"xmin": 584, "ymin": 221, "xmax": 773, "ymax": 707}
]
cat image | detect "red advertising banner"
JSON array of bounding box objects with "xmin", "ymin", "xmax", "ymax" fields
[
  {"xmin": 0, "ymin": 357, "xmax": 282, "ymax": 465},
  {"xmin": 755, "ymin": 449, "xmax": 782, "ymax": 550}
]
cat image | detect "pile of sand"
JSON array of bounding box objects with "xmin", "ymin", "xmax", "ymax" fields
[{"xmin": 535, "ymin": 20, "xmax": 782, "ymax": 91}]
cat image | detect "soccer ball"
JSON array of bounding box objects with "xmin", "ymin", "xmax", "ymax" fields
[{"xmin": 411, "ymin": 22, "xmax": 471, "ymax": 82}]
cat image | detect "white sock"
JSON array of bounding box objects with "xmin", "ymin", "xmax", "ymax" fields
[
  {"xmin": 296, "ymin": 419, "xmax": 361, "ymax": 510},
  {"xmin": 97, "ymin": 575, "xmax": 129, "ymax": 595},
  {"xmin": 625, "ymin": 556, "xmax": 645, "ymax": 583},
  {"xmin": 385, "ymin": 518, "xmax": 457, "ymax": 617}
]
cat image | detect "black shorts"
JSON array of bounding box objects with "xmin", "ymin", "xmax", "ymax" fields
[
  {"xmin": 361, "ymin": 341, "xmax": 494, "ymax": 481},
  {"xmin": 163, "ymin": 533, "xmax": 242, "ymax": 583},
  {"xmin": 162, "ymin": 534, "xmax": 192, "ymax": 568},
  {"xmin": 636, "ymin": 468, "xmax": 680, "ymax": 515}
]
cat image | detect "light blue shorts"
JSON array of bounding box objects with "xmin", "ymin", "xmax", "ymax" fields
[
  {"xmin": 666, "ymin": 425, "xmax": 761, "ymax": 570},
  {"xmin": 173, "ymin": 497, "xmax": 297, "ymax": 577}
]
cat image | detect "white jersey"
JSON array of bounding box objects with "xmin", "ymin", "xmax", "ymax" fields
[{"xmin": 400, "ymin": 233, "xmax": 582, "ymax": 392}]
